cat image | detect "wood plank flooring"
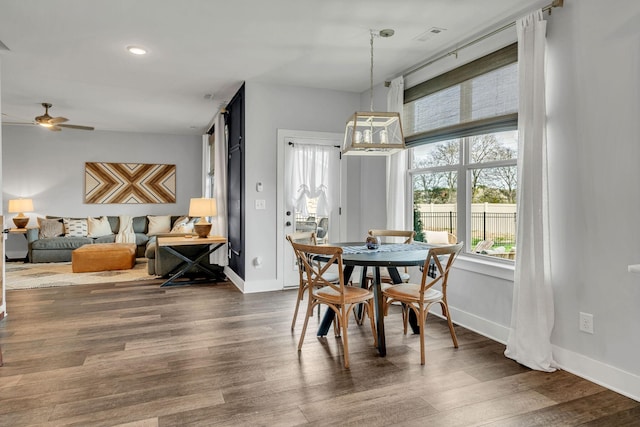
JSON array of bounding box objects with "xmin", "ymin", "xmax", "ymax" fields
[{"xmin": 0, "ymin": 279, "xmax": 638, "ymax": 426}]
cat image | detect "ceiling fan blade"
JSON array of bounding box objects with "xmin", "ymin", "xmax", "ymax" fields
[
  {"xmin": 49, "ymin": 116, "xmax": 69, "ymax": 124},
  {"xmin": 58, "ymin": 123, "xmax": 95, "ymax": 131},
  {"xmin": 2, "ymin": 121, "xmax": 36, "ymax": 126}
]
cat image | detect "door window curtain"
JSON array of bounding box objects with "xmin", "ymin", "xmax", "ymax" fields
[
  {"xmin": 504, "ymin": 9, "xmax": 556, "ymax": 372},
  {"xmin": 211, "ymin": 112, "xmax": 229, "ymax": 266},
  {"xmin": 386, "ymin": 76, "xmax": 407, "ymax": 230},
  {"xmin": 290, "ymin": 144, "xmax": 334, "ymax": 217}
]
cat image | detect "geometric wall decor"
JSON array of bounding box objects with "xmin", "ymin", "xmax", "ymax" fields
[{"xmin": 84, "ymin": 162, "xmax": 176, "ymax": 204}]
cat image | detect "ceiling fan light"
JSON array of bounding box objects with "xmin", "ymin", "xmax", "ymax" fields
[
  {"xmin": 38, "ymin": 122, "xmax": 52, "ymax": 128},
  {"xmin": 126, "ymin": 45, "xmax": 147, "ymax": 55}
]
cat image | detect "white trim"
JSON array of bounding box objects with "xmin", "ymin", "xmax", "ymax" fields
[
  {"xmin": 553, "ymin": 345, "xmax": 640, "ymax": 402},
  {"xmin": 243, "ymin": 279, "xmax": 284, "ymax": 294},
  {"xmin": 224, "ymin": 266, "xmax": 244, "ymax": 292},
  {"xmin": 454, "ymin": 255, "xmax": 515, "ymax": 281},
  {"xmin": 430, "ymin": 307, "xmax": 510, "ymax": 344}
]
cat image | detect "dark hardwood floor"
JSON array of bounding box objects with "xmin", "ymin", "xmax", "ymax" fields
[{"xmin": 0, "ymin": 279, "xmax": 638, "ymax": 426}]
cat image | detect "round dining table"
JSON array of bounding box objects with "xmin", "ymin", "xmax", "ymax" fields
[{"xmin": 315, "ymin": 242, "xmax": 434, "ymax": 357}]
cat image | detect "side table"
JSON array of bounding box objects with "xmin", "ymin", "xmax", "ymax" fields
[{"xmin": 5, "ymin": 228, "xmax": 34, "ymax": 262}]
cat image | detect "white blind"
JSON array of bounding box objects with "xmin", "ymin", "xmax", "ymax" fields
[
  {"xmin": 404, "ymin": 62, "xmax": 518, "ymax": 140},
  {"xmin": 402, "ymin": 43, "xmax": 518, "ymax": 146}
]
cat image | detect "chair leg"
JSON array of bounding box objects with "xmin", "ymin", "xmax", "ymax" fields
[
  {"xmin": 401, "ymin": 303, "xmax": 409, "ymax": 335},
  {"xmin": 291, "ymin": 285, "xmax": 305, "ymax": 330},
  {"xmin": 340, "ymin": 309, "xmax": 350, "ymax": 368},
  {"xmin": 367, "ymin": 300, "xmax": 377, "ymax": 347},
  {"xmin": 419, "ymin": 306, "xmax": 426, "ymax": 365},
  {"xmin": 298, "ymin": 300, "xmax": 315, "ymax": 351},
  {"xmin": 440, "ymin": 301, "xmax": 459, "ymax": 348},
  {"xmin": 0, "ymin": 345, "xmax": 3, "ymax": 367}
]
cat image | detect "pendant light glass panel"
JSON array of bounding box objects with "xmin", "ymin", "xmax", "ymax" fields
[{"xmin": 343, "ymin": 111, "xmax": 405, "ymax": 156}]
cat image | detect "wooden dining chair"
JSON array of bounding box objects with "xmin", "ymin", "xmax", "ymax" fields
[
  {"xmin": 382, "ymin": 242, "xmax": 463, "ymax": 365},
  {"xmin": 364, "ymin": 229, "xmax": 415, "ymax": 288},
  {"xmin": 290, "ymin": 241, "xmax": 377, "ymax": 368},
  {"xmin": 286, "ymin": 231, "xmax": 339, "ymax": 330},
  {"xmin": 424, "ymin": 230, "xmax": 457, "ymax": 244}
]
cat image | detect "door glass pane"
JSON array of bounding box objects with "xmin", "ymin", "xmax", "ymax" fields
[{"xmin": 294, "ymin": 198, "xmax": 330, "ymax": 243}]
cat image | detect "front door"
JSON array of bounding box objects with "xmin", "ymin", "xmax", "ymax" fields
[{"xmin": 282, "ymin": 133, "xmax": 342, "ymax": 288}]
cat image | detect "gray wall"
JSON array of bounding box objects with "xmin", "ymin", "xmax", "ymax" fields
[
  {"xmin": 2, "ymin": 125, "xmax": 203, "ymax": 257},
  {"xmin": 404, "ymin": 0, "xmax": 640, "ymax": 400},
  {"xmin": 544, "ymin": 0, "xmax": 640, "ymax": 394},
  {"xmin": 242, "ymin": 81, "xmax": 372, "ymax": 290}
]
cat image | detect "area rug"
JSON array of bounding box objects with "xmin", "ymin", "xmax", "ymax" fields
[{"xmin": 5, "ymin": 259, "xmax": 156, "ymax": 290}]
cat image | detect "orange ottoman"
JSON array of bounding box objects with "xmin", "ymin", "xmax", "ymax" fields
[{"xmin": 72, "ymin": 243, "xmax": 137, "ymax": 273}]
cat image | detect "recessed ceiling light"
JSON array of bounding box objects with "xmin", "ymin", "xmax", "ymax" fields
[{"xmin": 126, "ymin": 45, "xmax": 147, "ymax": 55}]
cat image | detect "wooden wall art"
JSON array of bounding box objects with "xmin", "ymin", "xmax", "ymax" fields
[{"xmin": 84, "ymin": 162, "xmax": 176, "ymax": 204}]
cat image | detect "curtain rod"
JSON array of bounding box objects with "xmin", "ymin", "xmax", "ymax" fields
[
  {"xmin": 287, "ymin": 141, "xmax": 341, "ymax": 149},
  {"xmin": 387, "ymin": 0, "xmax": 563, "ymax": 85}
]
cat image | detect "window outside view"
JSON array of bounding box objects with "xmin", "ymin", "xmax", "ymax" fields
[{"xmin": 411, "ymin": 130, "xmax": 518, "ymax": 260}]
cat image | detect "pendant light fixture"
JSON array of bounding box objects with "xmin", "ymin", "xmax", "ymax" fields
[{"xmin": 343, "ymin": 29, "xmax": 405, "ymax": 156}]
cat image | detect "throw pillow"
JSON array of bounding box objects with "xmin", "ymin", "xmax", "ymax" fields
[
  {"xmin": 425, "ymin": 230, "xmax": 450, "ymax": 244},
  {"xmin": 170, "ymin": 215, "xmax": 195, "ymax": 234},
  {"xmin": 37, "ymin": 217, "xmax": 65, "ymax": 238},
  {"xmin": 87, "ymin": 216, "xmax": 113, "ymax": 238},
  {"xmin": 63, "ymin": 218, "xmax": 88, "ymax": 237},
  {"xmin": 147, "ymin": 215, "xmax": 171, "ymax": 235}
]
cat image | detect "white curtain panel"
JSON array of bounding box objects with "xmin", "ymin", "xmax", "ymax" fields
[
  {"xmin": 504, "ymin": 9, "xmax": 556, "ymax": 372},
  {"xmin": 211, "ymin": 112, "xmax": 229, "ymax": 266},
  {"xmin": 290, "ymin": 144, "xmax": 334, "ymax": 217},
  {"xmin": 386, "ymin": 76, "xmax": 407, "ymax": 230}
]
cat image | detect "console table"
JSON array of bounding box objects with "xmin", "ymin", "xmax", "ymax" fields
[{"xmin": 156, "ymin": 235, "xmax": 227, "ymax": 287}]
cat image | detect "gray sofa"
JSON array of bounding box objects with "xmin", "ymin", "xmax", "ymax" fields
[{"xmin": 27, "ymin": 215, "xmax": 181, "ymax": 263}]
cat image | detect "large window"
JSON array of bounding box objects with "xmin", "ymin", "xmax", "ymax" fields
[{"xmin": 405, "ymin": 44, "xmax": 518, "ymax": 261}]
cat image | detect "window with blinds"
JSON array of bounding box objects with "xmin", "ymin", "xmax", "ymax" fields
[
  {"xmin": 403, "ymin": 43, "xmax": 518, "ymax": 146},
  {"xmin": 407, "ymin": 43, "xmax": 519, "ymax": 262}
]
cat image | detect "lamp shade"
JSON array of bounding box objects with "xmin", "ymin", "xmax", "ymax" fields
[
  {"xmin": 342, "ymin": 111, "xmax": 405, "ymax": 156},
  {"xmin": 8, "ymin": 198, "xmax": 34, "ymax": 213},
  {"xmin": 189, "ymin": 198, "xmax": 217, "ymax": 218},
  {"xmin": 189, "ymin": 198, "xmax": 216, "ymax": 238}
]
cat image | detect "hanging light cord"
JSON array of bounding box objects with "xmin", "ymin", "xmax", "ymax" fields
[{"xmin": 370, "ymin": 30, "xmax": 375, "ymax": 112}]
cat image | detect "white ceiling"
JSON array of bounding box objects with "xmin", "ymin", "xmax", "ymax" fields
[{"xmin": 0, "ymin": 0, "xmax": 547, "ymax": 136}]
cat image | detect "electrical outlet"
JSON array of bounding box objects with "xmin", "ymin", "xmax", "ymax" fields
[{"xmin": 579, "ymin": 312, "xmax": 594, "ymax": 334}]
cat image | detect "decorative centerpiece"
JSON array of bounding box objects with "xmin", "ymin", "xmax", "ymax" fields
[{"xmin": 366, "ymin": 235, "xmax": 381, "ymax": 250}]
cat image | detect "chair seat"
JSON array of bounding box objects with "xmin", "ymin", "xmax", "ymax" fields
[
  {"xmin": 315, "ymin": 285, "xmax": 373, "ymax": 304},
  {"xmin": 382, "ymin": 283, "xmax": 443, "ymax": 304}
]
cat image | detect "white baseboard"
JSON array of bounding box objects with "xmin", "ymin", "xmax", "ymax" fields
[
  {"xmin": 224, "ymin": 267, "xmax": 244, "ymax": 292},
  {"xmin": 242, "ymin": 279, "xmax": 283, "ymax": 294},
  {"xmin": 553, "ymin": 345, "xmax": 640, "ymax": 402},
  {"xmin": 446, "ymin": 306, "xmax": 511, "ymax": 344},
  {"xmin": 222, "ymin": 268, "xmax": 282, "ymax": 294}
]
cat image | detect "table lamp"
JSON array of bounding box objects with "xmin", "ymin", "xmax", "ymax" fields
[
  {"xmin": 8, "ymin": 198, "xmax": 34, "ymax": 228},
  {"xmin": 189, "ymin": 198, "xmax": 217, "ymax": 238}
]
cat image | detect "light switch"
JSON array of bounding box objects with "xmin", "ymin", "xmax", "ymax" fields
[{"xmin": 255, "ymin": 199, "xmax": 266, "ymax": 210}]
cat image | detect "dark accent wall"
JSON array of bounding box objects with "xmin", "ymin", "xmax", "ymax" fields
[{"xmin": 226, "ymin": 84, "xmax": 245, "ymax": 279}]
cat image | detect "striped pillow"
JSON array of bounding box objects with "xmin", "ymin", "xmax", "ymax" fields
[{"xmin": 63, "ymin": 218, "xmax": 88, "ymax": 237}]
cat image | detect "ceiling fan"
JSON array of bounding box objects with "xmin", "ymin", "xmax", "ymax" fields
[{"xmin": 33, "ymin": 102, "xmax": 94, "ymax": 131}]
